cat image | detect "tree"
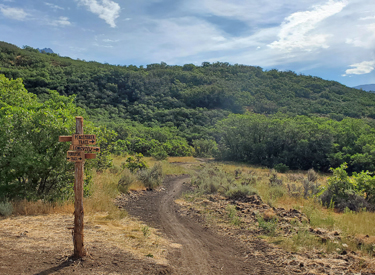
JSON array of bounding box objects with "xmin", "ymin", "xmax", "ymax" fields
[{"xmin": 0, "ymin": 74, "xmax": 111, "ymax": 201}]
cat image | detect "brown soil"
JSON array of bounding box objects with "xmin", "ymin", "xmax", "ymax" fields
[
  {"xmin": 0, "ymin": 214, "xmax": 171, "ymax": 275},
  {"xmin": 122, "ymin": 175, "xmax": 294, "ymax": 274},
  {"xmin": 2, "ymin": 173, "xmax": 375, "ymax": 274}
]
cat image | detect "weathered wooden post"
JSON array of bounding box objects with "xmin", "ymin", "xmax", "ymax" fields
[
  {"xmin": 74, "ymin": 116, "xmax": 85, "ymax": 257},
  {"xmin": 59, "ymin": 116, "xmax": 100, "ymax": 258}
]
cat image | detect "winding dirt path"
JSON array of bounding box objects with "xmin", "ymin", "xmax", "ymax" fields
[{"xmin": 124, "ymin": 175, "xmax": 290, "ymax": 275}]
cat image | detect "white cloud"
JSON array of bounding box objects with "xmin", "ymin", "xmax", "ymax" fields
[
  {"xmin": 45, "ymin": 3, "xmax": 64, "ymax": 10},
  {"xmin": 78, "ymin": 0, "xmax": 120, "ymax": 28},
  {"xmin": 359, "ymin": 16, "xmax": 375, "ymax": 20},
  {"xmin": 0, "ymin": 5, "xmax": 28, "ymax": 20},
  {"xmin": 103, "ymin": 38, "xmax": 119, "ymax": 42},
  {"xmin": 269, "ymin": 0, "xmax": 347, "ymax": 51},
  {"xmin": 185, "ymin": 0, "xmax": 317, "ymax": 24},
  {"xmin": 344, "ymin": 60, "xmax": 375, "ymax": 75},
  {"xmin": 345, "ymin": 23, "xmax": 375, "ymax": 49},
  {"xmin": 50, "ymin": 16, "xmax": 71, "ymax": 26}
]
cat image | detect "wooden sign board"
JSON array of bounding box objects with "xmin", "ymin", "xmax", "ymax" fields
[
  {"xmin": 67, "ymin": 151, "xmax": 85, "ymax": 162},
  {"xmin": 72, "ymin": 134, "xmax": 96, "ymax": 145},
  {"xmin": 70, "ymin": 145, "xmax": 100, "ymax": 152}
]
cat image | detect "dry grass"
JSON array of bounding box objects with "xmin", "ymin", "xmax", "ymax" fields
[
  {"xmin": 184, "ymin": 160, "xmax": 375, "ymax": 256},
  {"xmin": 0, "ymin": 213, "xmax": 171, "ymax": 265},
  {"xmin": 84, "ymin": 170, "xmax": 126, "ymax": 219},
  {"xmin": 167, "ymin": 156, "xmax": 198, "ymax": 163},
  {"xmin": 11, "ymin": 200, "xmax": 74, "ymax": 216},
  {"xmin": 145, "ymin": 158, "xmax": 188, "ymax": 175},
  {"xmin": 2, "ymin": 158, "xmax": 173, "ymax": 264}
]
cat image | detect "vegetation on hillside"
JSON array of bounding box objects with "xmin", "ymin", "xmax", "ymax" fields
[
  {"xmin": 215, "ymin": 113, "xmax": 375, "ymax": 173},
  {"xmin": 0, "ymin": 74, "xmax": 113, "ymax": 201},
  {"xmin": 3, "ymin": 41, "xmax": 375, "ymax": 205}
]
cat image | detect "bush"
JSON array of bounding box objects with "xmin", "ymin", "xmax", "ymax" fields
[
  {"xmin": 274, "ymin": 163, "xmax": 289, "ymax": 173},
  {"xmin": 307, "ymin": 168, "xmax": 318, "ymax": 182},
  {"xmin": 226, "ymin": 205, "xmax": 241, "ymax": 226},
  {"xmin": 268, "ymin": 186, "xmax": 286, "ymax": 200},
  {"xmin": 191, "ymin": 165, "xmax": 229, "ymax": 194},
  {"xmin": 319, "ymin": 163, "xmax": 375, "ymax": 212},
  {"xmin": 225, "ymin": 185, "xmax": 257, "ymax": 200},
  {"xmin": 287, "ymin": 183, "xmax": 302, "ymax": 198},
  {"xmin": 0, "ymin": 201, "xmax": 13, "ymax": 217},
  {"xmin": 151, "ymin": 148, "xmax": 168, "ymax": 160},
  {"xmin": 109, "ymin": 165, "xmax": 121, "ymax": 174},
  {"xmin": 191, "ymin": 165, "xmax": 258, "ymax": 200},
  {"xmin": 302, "ymin": 179, "xmax": 321, "ymax": 198},
  {"xmin": 257, "ymin": 216, "xmax": 278, "ymax": 235},
  {"xmin": 241, "ymin": 175, "xmax": 257, "ymax": 186},
  {"xmin": 192, "ymin": 139, "xmax": 218, "ymax": 158},
  {"xmin": 269, "ymin": 169, "xmax": 283, "ymax": 187},
  {"xmin": 138, "ymin": 163, "xmax": 163, "ymax": 190},
  {"xmin": 122, "ymin": 153, "xmax": 148, "ymax": 172},
  {"xmin": 118, "ymin": 169, "xmax": 137, "ymax": 193}
]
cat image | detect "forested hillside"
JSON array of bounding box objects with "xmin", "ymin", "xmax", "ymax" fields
[
  {"xmin": 2, "ymin": 41, "xmax": 375, "ymax": 125},
  {"xmin": 2, "ymin": 41, "xmax": 375, "ymax": 173}
]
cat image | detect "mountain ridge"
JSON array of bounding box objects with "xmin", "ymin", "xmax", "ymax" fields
[
  {"xmin": 1, "ymin": 40, "xmax": 375, "ymax": 130},
  {"xmin": 354, "ymin": 84, "xmax": 375, "ymax": 92}
]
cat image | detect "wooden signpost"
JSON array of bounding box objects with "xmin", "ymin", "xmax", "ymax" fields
[{"xmin": 59, "ymin": 116, "xmax": 99, "ymax": 258}]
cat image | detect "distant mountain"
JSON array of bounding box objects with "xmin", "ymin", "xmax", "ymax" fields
[
  {"xmin": 354, "ymin": 84, "xmax": 375, "ymax": 92},
  {"xmin": 37, "ymin": 48, "xmax": 54, "ymax": 54}
]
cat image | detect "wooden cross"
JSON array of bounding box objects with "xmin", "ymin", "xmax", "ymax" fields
[{"xmin": 59, "ymin": 116, "xmax": 100, "ymax": 258}]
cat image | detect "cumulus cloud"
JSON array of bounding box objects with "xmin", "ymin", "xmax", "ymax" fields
[
  {"xmin": 45, "ymin": 3, "xmax": 64, "ymax": 10},
  {"xmin": 0, "ymin": 5, "xmax": 28, "ymax": 20},
  {"xmin": 344, "ymin": 60, "xmax": 375, "ymax": 75},
  {"xmin": 269, "ymin": 0, "xmax": 348, "ymax": 51},
  {"xmin": 78, "ymin": 0, "xmax": 120, "ymax": 28},
  {"xmin": 50, "ymin": 16, "xmax": 71, "ymax": 26}
]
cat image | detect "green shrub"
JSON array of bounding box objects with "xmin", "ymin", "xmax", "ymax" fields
[
  {"xmin": 0, "ymin": 201, "xmax": 13, "ymax": 217},
  {"xmin": 151, "ymin": 148, "xmax": 168, "ymax": 160},
  {"xmin": 191, "ymin": 165, "xmax": 259, "ymax": 200},
  {"xmin": 274, "ymin": 163, "xmax": 289, "ymax": 173},
  {"xmin": 118, "ymin": 169, "xmax": 137, "ymax": 193},
  {"xmin": 138, "ymin": 162, "xmax": 163, "ymax": 190},
  {"xmin": 192, "ymin": 139, "xmax": 218, "ymax": 158},
  {"xmin": 257, "ymin": 216, "xmax": 278, "ymax": 235},
  {"xmin": 225, "ymin": 185, "xmax": 257, "ymax": 200},
  {"xmin": 320, "ymin": 163, "xmax": 375, "ymax": 212},
  {"xmin": 109, "ymin": 165, "xmax": 121, "ymax": 174},
  {"xmin": 226, "ymin": 205, "xmax": 241, "ymax": 226},
  {"xmin": 302, "ymin": 179, "xmax": 321, "ymax": 198},
  {"xmin": 269, "ymin": 169, "xmax": 283, "ymax": 187},
  {"xmin": 307, "ymin": 168, "xmax": 318, "ymax": 182},
  {"xmin": 268, "ymin": 186, "xmax": 286, "ymax": 200},
  {"xmin": 122, "ymin": 153, "xmax": 148, "ymax": 172},
  {"xmin": 241, "ymin": 174, "xmax": 257, "ymax": 186}
]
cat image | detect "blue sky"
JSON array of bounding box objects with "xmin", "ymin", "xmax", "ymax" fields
[{"xmin": 0, "ymin": 0, "xmax": 374, "ymax": 87}]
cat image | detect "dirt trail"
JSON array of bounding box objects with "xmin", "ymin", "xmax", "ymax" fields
[{"xmin": 124, "ymin": 175, "xmax": 289, "ymax": 275}]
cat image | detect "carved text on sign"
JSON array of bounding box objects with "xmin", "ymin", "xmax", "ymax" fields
[
  {"xmin": 70, "ymin": 145, "xmax": 100, "ymax": 152},
  {"xmin": 72, "ymin": 134, "xmax": 96, "ymax": 145},
  {"xmin": 67, "ymin": 151, "xmax": 85, "ymax": 162}
]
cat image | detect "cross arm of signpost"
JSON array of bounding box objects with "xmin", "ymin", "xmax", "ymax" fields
[{"xmin": 58, "ymin": 116, "xmax": 100, "ymax": 258}]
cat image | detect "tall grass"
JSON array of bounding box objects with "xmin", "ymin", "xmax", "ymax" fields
[
  {"xmin": 11, "ymin": 200, "xmax": 74, "ymax": 215},
  {"xmin": 85, "ymin": 169, "xmax": 127, "ymax": 220}
]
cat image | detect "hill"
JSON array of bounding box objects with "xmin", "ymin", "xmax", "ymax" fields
[
  {"xmin": 354, "ymin": 84, "xmax": 375, "ymax": 92},
  {"xmin": 2, "ymin": 41, "xmax": 375, "ymax": 172},
  {"xmin": 2, "ymin": 41, "xmax": 375, "ymax": 128}
]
